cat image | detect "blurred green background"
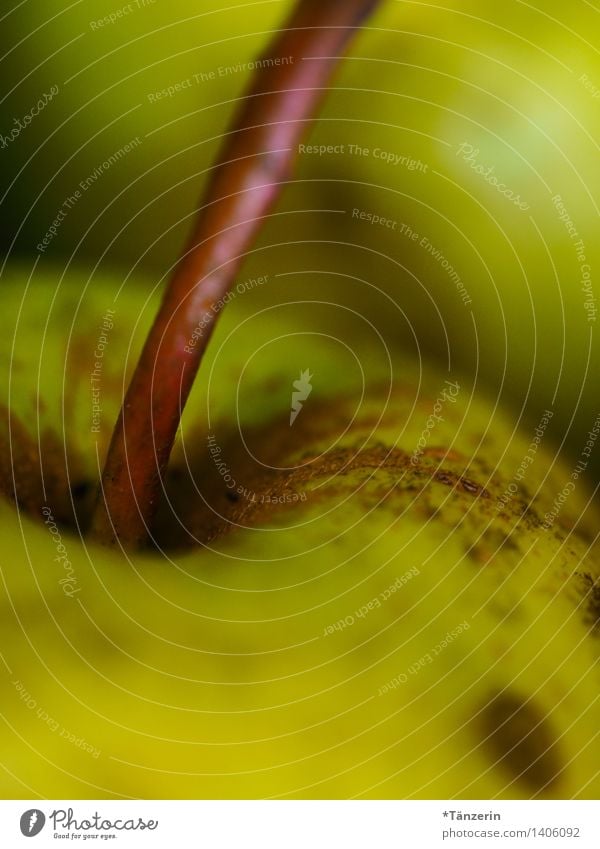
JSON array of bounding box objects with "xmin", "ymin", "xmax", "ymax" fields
[{"xmin": 1, "ymin": 0, "xmax": 599, "ymax": 480}]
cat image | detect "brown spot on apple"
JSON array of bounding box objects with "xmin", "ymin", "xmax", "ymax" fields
[
  {"xmin": 433, "ymin": 469, "xmax": 490, "ymax": 499},
  {"xmin": 460, "ymin": 476, "xmax": 489, "ymax": 497},
  {"xmin": 466, "ymin": 528, "xmax": 520, "ymax": 565},
  {"xmin": 578, "ymin": 573, "xmax": 600, "ymax": 633},
  {"xmin": 0, "ymin": 405, "xmax": 84, "ymax": 526},
  {"xmin": 421, "ymin": 446, "xmax": 463, "ymax": 462},
  {"xmin": 479, "ymin": 693, "xmax": 563, "ymax": 794}
]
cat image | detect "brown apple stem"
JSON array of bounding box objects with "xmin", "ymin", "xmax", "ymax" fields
[{"xmin": 92, "ymin": 0, "xmax": 381, "ymax": 548}]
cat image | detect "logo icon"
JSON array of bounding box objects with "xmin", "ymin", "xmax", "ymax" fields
[
  {"xmin": 290, "ymin": 369, "xmax": 313, "ymax": 425},
  {"xmin": 20, "ymin": 809, "xmax": 45, "ymax": 837}
]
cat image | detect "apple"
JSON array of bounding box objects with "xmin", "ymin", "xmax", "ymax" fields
[
  {"xmin": 1, "ymin": 0, "xmax": 598, "ymax": 801},
  {"xmin": 0, "ymin": 264, "xmax": 598, "ymax": 799},
  {"xmin": 0, "ymin": 0, "xmax": 296, "ymax": 268},
  {"xmin": 2, "ymin": 0, "xmax": 597, "ymax": 486},
  {"xmin": 294, "ymin": 0, "xmax": 600, "ymax": 478}
]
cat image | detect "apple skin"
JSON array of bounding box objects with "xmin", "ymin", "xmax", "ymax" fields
[
  {"xmin": 334, "ymin": 0, "xmax": 600, "ymax": 476},
  {"xmin": 0, "ymin": 266, "xmax": 598, "ymax": 799},
  {"xmin": 0, "ymin": 0, "xmax": 295, "ymax": 268},
  {"xmin": 2, "ymin": 0, "xmax": 598, "ymax": 484}
]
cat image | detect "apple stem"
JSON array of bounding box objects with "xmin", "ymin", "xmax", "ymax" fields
[{"xmin": 91, "ymin": 0, "xmax": 381, "ymax": 548}]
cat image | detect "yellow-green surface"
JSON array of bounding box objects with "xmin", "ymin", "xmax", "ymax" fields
[
  {"xmin": 0, "ymin": 269, "xmax": 598, "ymax": 798},
  {"xmin": 2, "ymin": 0, "xmax": 598, "ymax": 478}
]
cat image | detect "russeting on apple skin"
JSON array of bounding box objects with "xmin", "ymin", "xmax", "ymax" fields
[{"xmin": 0, "ymin": 265, "xmax": 598, "ymax": 799}]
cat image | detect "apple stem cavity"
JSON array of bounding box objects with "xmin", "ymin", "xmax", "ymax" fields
[{"xmin": 91, "ymin": 0, "xmax": 381, "ymax": 548}]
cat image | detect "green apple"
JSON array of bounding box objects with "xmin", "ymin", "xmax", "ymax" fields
[
  {"xmin": 294, "ymin": 0, "xmax": 600, "ymax": 478},
  {"xmin": 0, "ymin": 264, "xmax": 598, "ymax": 799},
  {"xmin": 2, "ymin": 0, "xmax": 597, "ymax": 483},
  {"xmin": 0, "ymin": 0, "xmax": 295, "ymax": 268}
]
